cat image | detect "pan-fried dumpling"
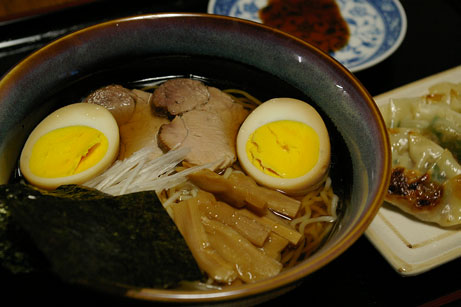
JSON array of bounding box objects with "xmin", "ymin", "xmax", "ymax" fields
[
  {"xmin": 382, "ymin": 82, "xmax": 461, "ymax": 162},
  {"xmin": 380, "ymin": 82, "xmax": 461, "ymax": 227},
  {"xmin": 386, "ymin": 128, "xmax": 461, "ymax": 226}
]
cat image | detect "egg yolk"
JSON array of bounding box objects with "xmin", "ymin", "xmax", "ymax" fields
[
  {"xmin": 245, "ymin": 120, "xmax": 319, "ymax": 178},
  {"xmin": 28, "ymin": 126, "xmax": 109, "ymax": 178}
]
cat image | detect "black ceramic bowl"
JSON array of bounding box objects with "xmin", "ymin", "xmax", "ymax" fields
[{"xmin": 0, "ymin": 13, "xmax": 391, "ymax": 304}]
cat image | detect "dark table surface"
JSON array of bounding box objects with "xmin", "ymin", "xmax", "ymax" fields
[{"xmin": 1, "ymin": 0, "xmax": 460, "ymax": 306}]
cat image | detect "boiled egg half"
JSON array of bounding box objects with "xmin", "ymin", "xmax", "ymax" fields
[
  {"xmin": 236, "ymin": 98, "xmax": 330, "ymax": 195},
  {"xmin": 20, "ymin": 103, "xmax": 119, "ymax": 190}
]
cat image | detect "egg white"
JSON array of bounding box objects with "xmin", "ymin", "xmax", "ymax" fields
[
  {"xmin": 19, "ymin": 103, "xmax": 119, "ymax": 190},
  {"xmin": 236, "ymin": 98, "xmax": 330, "ymax": 195}
]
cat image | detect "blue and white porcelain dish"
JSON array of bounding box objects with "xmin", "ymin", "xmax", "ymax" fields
[{"xmin": 207, "ymin": 0, "xmax": 407, "ymax": 72}]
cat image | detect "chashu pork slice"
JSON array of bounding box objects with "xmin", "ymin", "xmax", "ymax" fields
[
  {"xmin": 158, "ymin": 86, "xmax": 249, "ymax": 169},
  {"xmin": 117, "ymin": 89, "xmax": 170, "ymax": 160},
  {"xmin": 85, "ymin": 84, "xmax": 137, "ymax": 126},
  {"xmin": 84, "ymin": 84, "xmax": 169, "ymax": 161},
  {"xmin": 151, "ymin": 78, "xmax": 210, "ymax": 116}
]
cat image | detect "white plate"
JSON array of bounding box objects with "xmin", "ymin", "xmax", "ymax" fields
[
  {"xmin": 207, "ymin": 0, "xmax": 407, "ymax": 72},
  {"xmin": 365, "ymin": 65, "xmax": 461, "ymax": 276}
]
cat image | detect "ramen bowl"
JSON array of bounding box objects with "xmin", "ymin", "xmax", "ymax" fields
[{"xmin": 0, "ymin": 13, "xmax": 390, "ymax": 304}]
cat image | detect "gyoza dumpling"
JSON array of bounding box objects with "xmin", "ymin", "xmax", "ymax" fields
[
  {"xmin": 382, "ymin": 82, "xmax": 461, "ymax": 162},
  {"xmin": 386, "ymin": 128, "xmax": 461, "ymax": 227},
  {"xmin": 380, "ymin": 82, "xmax": 461, "ymax": 227}
]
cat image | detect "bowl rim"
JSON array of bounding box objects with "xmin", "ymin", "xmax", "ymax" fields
[{"xmin": 0, "ymin": 12, "xmax": 392, "ymax": 303}]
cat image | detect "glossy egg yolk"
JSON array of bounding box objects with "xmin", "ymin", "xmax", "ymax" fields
[
  {"xmin": 28, "ymin": 125, "xmax": 109, "ymax": 178},
  {"xmin": 236, "ymin": 98, "xmax": 330, "ymax": 195},
  {"xmin": 245, "ymin": 120, "xmax": 319, "ymax": 179},
  {"xmin": 19, "ymin": 102, "xmax": 119, "ymax": 190}
]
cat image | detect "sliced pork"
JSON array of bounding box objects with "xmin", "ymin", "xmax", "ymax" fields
[
  {"xmin": 117, "ymin": 89, "xmax": 170, "ymax": 160},
  {"xmin": 84, "ymin": 85, "xmax": 169, "ymax": 161},
  {"xmin": 84, "ymin": 84, "xmax": 136, "ymax": 125},
  {"xmin": 155, "ymin": 79, "xmax": 249, "ymax": 169},
  {"xmin": 151, "ymin": 78, "xmax": 210, "ymax": 116}
]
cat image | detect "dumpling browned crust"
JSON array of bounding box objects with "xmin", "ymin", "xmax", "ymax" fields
[
  {"xmin": 388, "ymin": 167, "xmax": 443, "ymax": 209},
  {"xmin": 385, "ymin": 166, "xmax": 461, "ymax": 226}
]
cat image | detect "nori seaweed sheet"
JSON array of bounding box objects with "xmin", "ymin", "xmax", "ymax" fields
[
  {"xmin": 0, "ymin": 183, "xmax": 203, "ymax": 289},
  {"xmin": 0, "ymin": 195, "xmax": 48, "ymax": 274}
]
